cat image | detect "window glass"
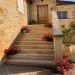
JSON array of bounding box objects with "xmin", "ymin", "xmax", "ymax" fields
[{"xmin": 57, "ymin": 11, "xmax": 68, "ymax": 19}]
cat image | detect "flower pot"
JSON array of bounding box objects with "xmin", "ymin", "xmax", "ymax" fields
[
  {"xmin": 42, "ymin": 34, "xmax": 53, "ymax": 42},
  {"xmin": 22, "ymin": 30, "xmax": 28, "ymax": 33},
  {"xmin": 21, "ymin": 26, "xmax": 30, "ymax": 33},
  {"xmin": 46, "ymin": 37, "xmax": 53, "ymax": 42}
]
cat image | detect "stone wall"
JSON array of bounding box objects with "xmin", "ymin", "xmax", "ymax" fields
[
  {"xmin": 0, "ymin": 0, "xmax": 28, "ymax": 60},
  {"xmin": 56, "ymin": 4, "xmax": 75, "ymax": 28},
  {"xmin": 28, "ymin": 0, "xmax": 75, "ymax": 27},
  {"xmin": 28, "ymin": 0, "xmax": 56, "ymax": 23}
]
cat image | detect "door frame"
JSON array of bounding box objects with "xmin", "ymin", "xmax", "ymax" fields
[{"xmin": 37, "ymin": 5, "xmax": 49, "ymax": 24}]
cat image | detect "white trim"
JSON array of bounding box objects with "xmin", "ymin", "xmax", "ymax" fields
[
  {"xmin": 18, "ymin": 0, "xmax": 24, "ymax": 14},
  {"xmin": 54, "ymin": 37, "xmax": 56, "ymax": 59}
]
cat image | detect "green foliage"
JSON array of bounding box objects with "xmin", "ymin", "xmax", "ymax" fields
[
  {"xmin": 63, "ymin": 52, "xmax": 70, "ymax": 58},
  {"xmin": 69, "ymin": 57, "xmax": 75, "ymax": 63},
  {"xmin": 69, "ymin": 21, "xmax": 75, "ymax": 30},
  {"xmin": 62, "ymin": 21, "xmax": 75, "ymax": 45}
]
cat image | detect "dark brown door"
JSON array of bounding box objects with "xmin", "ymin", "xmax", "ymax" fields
[{"xmin": 37, "ymin": 5, "xmax": 48, "ymax": 24}]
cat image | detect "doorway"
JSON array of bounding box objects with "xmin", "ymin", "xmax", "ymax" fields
[{"xmin": 37, "ymin": 5, "xmax": 48, "ymax": 24}]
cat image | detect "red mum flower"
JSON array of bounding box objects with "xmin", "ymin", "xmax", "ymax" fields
[
  {"xmin": 66, "ymin": 62, "xmax": 71, "ymax": 71},
  {"xmin": 4, "ymin": 48, "xmax": 10, "ymax": 55},
  {"xmin": 63, "ymin": 58, "xmax": 69, "ymax": 63}
]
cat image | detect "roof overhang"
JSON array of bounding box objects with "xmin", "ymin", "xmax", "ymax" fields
[
  {"xmin": 26, "ymin": 0, "xmax": 75, "ymax": 5},
  {"xmin": 26, "ymin": 0, "xmax": 33, "ymax": 4},
  {"xmin": 56, "ymin": 0, "xmax": 75, "ymax": 5}
]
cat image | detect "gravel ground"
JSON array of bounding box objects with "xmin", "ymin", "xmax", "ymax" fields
[{"xmin": 0, "ymin": 64, "xmax": 52, "ymax": 75}]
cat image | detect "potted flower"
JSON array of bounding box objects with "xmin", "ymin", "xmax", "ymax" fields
[
  {"xmin": 4, "ymin": 47, "xmax": 21, "ymax": 58},
  {"xmin": 51, "ymin": 58, "xmax": 72, "ymax": 75},
  {"xmin": 44, "ymin": 23, "xmax": 52, "ymax": 28},
  {"xmin": 21, "ymin": 26, "xmax": 30, "ymax": 33},
  {"xmin": 42, "ymin": 34, "xmax": 53, "ymax": 42}
]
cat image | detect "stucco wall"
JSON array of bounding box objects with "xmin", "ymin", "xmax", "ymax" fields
[
  {"xmin": 29, "ymin": 0, "xmax": 56, "ymax": 23},
  {"xmin": 56, "ymin": 4, "xmax": 75, "ymax": 27},
  {"xmin": 0, "ymin": 0, "xmax": 28, "ymax": 60}
]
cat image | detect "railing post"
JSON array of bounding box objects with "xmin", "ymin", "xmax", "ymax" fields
[
  {"xmin": 52, "ymin": 10, "xmax": 63, "ymax": 60},
  {"xmin": 54, "ymin": 35, "xmax": 63, "ymax": 60}
]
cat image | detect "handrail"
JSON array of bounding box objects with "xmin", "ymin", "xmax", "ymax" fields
[
  {"xmin": 52, "ymin": 10, "xmax": 63, "ymax": 36},
  {"xmin": 52, "ymin": 10, "xmax": 63, "ymax": 60}
]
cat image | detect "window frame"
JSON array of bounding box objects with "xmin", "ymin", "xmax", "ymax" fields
[{"xmin": 57, "ymin": 11, "xmax": 68, "ymax": 19}]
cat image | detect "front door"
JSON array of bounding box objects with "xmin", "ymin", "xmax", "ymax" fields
[{"xmin": 37, "ymin": 5, "xmax": 48, "ymax": 24}]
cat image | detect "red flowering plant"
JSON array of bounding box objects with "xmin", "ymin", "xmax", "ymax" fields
[
  {"xmin": 21, "ymin": 26, "xmax": 30, "ymax": 33},
  {"xmin": 4, "ymin": 47, "xmax": 21, "ymax": 58},
  {"xmin": 51, "ymin": 58, "xmax": 72, "ymax": 75},
  {"xmin": 42, "ymin": 33, "xmax": 53, "ymax": 42}
]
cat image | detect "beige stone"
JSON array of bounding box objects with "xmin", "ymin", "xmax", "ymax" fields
[
  {"xmin": 28, "ymin": 0, "xmax": 75, "ymax": 27},
  {"xmin": 54, "ymin": 36, "xmax": 63, "ymax": 60},
  {"xmin": 28, "ymin": 0, "xmax": 56, "ymax": 23},
  {"xmin": 56, "ymin": 4, "xmax": 75, "ymax": 28},
  {"xmin": 0, "ymin": 0, "xmax": 28, "ymax": 60},
  {"xmin": 0, "ymin": 30, "xmax": 5, "ymax": 36}
]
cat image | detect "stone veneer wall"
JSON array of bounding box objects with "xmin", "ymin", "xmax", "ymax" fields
[
  {"xmin": 28, "ymin": 0, "xmax": 75, "ymax": 27},
  {"xmin": 56, "ymin": 4, "xmax": 75, "ymax": 42},
  {"xmin": 56, "ymin": 4, "xmax": 75, "ymax": 28},
  {"xmin": 0, "ymin": 0, "xmax": 28, "ymax": 60},
  {"xmin": 29, "ymin": 0, "xmax": 56, "ymax": 23}
]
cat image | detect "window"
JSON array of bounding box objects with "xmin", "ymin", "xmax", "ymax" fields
[
  {"xmin": 18, "ymin": 0, "xmax": 24, "ymax": 14},
  {"xmin": 57, "ymin": 11, "xmax": 68, "ymax": 19}
]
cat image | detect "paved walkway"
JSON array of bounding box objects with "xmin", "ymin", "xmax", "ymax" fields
[
  {"xmin": 0, "ymin": 64, "xmax": 52, "ymax": 75},
  {"xmin": 1, "ymin": 64, "xmax": 75, "ymax": 75}
]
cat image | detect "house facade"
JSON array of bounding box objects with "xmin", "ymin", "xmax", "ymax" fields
[
  {"xmin": 56, "ymin": 4, "xmax": 75, "ymax": 27},
  {"xmin": 0, "ymin": 0, "xmax": 75, "ymax": 62},
  {"xmin": 27, "ymin": 0, "xmax": 56, "ymax": 24},
  {"xmin": 27, "ymin": 0, "xmax": 75, "ymax": 27}
]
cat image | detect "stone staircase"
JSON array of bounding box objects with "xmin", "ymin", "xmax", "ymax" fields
[{"xmin": 5, "ymin": 24, "xmax": 55, "ymax": 66}]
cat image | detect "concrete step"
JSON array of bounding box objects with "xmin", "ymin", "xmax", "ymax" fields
[
  {"xmin": 28, "ymin": 24, "xmax": 45, "ymax": 27},
  {"xmin": 29, "ymin": 28, "xmax": 52, "ymax": 31},
  {"xmin": 19, "ymin": 34, "xmax": 41, "ymax": 38},
  {"xmin": 20, "ymin": 49, "xmax": 54, "ymax": 54},
  {"xmin": 29, "ymin": 28, "xmax": 52, "ymax": 30},
  {"xmin": 6, "ymin": 59, "xmax": 53, "ymax": 66},
  {"xmin": 14, "ymin": 45, "xmax": 54, "ymax": 49},
  {"xmin": 8, "ymin": 53, "xmax": 55, "ymax": 60},
  {"xmin": 22, "ymin": 32, "xmax": 52, "ymax": 36},
  {"xmin": 29, "ymin": 30, "xmax": 53, "ymax": 34},
  {"xmin": 17, "ymin": 38, "xmax": 43, "ymax": 41},
  {"xmin": 17, "ymin": 37, "xmax": 53, "ymax": 41},
  {"xmin": 28, "ymin": 25, "xmax": 52, "ymax": 29},
  {"xmin": 26, "ymin": 32, "xmax": 52, "ymax": 36},
  {"xmin": 19, "ymin": 34, "xmax": 52, "ymax": 39},
  {"xmin": 29, "ymin": 29, "xmax": 52, "ymax": 32},
  {"xmin": 15, "ymin": 41, "xmax": 53, "ymax": 45},
  {"xmin": 28, "ymin": 26, "xmax": 47, "ymax": 28},
  {"xmin": 20, "ymin": 33, "xmax": 52, "ymax": 37},
  {"xmin": 29, "ymin": 30, "xmax": 52, "ymax": 34},
  {"xmin": 22, "ymin": 33, "xmax": 42, "ymax": 36},
  {"xmin": 20, "ymin": 35, "xmax": 43, "ymax": 38}
]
